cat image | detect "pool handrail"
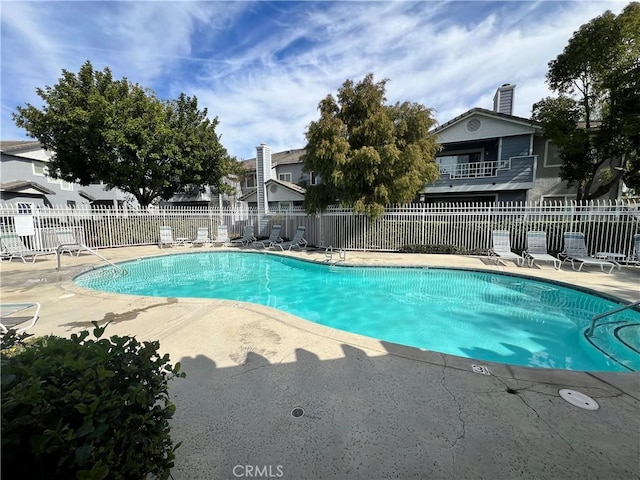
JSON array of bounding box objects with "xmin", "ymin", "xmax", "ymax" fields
[
  {"xmin": 585, "ymin": 300, "xmax": 640, "ymax": 337},
  {"xmin": 56, "ymin": 243, "xmax": 126, "ymax": 274}
]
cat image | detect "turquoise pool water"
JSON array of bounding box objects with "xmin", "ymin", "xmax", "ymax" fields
[{"xmin": 75, "ymin": 252, "xmax": 640, "ymax": 372}]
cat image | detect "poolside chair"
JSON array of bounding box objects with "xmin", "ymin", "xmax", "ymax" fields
[
  {"xmin": 56, "ymin": 229, "xmax": 84, "ymax": 256},
  {"xmin": 271, "ymin": 226, "xmax": 307, "ymax": 251},
  {"xmin": 623, "ymin": 234, "xmax": 640, "ymax": 266},
  {"xmin": 561, "ymin": 232, "xmax": 614, "ymax": 273},
  {"xmin": 159, "ymin": 226, "xmax": 176, "ymax": 248},
  {"xmin": 191, "ymin": 227, "xmax": 210, "ymax": 247},
  {"xmin": 211, "ymin": 225, "xmax": 230, "ymax": 247},
  {"xmin": 489, "ymin": 230, "xmax": 524, "ymax": 266},
  {"xmin": 0, "ymin": 302, "xmax": 41, "ymax": 334},
  {"xmin": 523, "ymin": 231, "xmax": 561, "ymax": 270},
  {"xmin": 230, "ymin": 225, "xmax": 256, "ymax": 246},
  {"xmin": 253, "ymin": 225, "xmax": 282, "ymax": 248},
  {"xmin": 0, "ymin": 234, "xmax": 50, "ymax": 263}
]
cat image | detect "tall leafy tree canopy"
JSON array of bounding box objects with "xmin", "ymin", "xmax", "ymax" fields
[
  {"xmin": 532, "ymin": 3, "xmax": 640, "ymax": 201},
  {"xmin": 13, "ymin": 61, "xmax": 239, "ymax": 207},
  {"xmin": 302, "ymin": 74, "xmax": 440, "ymax": 219}
]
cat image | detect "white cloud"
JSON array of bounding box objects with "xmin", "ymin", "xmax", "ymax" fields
[{"xmin": 1, "ymin": 0, "xmax": 627, "ymax": 160}]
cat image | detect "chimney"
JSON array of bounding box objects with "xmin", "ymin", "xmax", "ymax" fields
[
  {"xmin": 255, "ymin": 144, "xmax": 272, "ymax": 214},
  {"xmin": 493, "ymin": 84, "xmax": 515, "ymax": 115}
]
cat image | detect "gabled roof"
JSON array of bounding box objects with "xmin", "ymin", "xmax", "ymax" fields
[
  {"xmin": 0, "ymin": 140, "xmax": 42, "ymax": 154},
  {"xmin": 269, "ymin": 178, "xmax": 306, "ymax": 195},
  {"xmin": 239, "ymin": 188, "xmax": 257, "ymax": 201},
  {"xmin": 433, "ymin": 108, "xmax": 540, "ymax": 134},
  {"xmin": 239, "ymin": 178, "xmax": 306, "ymax": 202},
  {"xmin": 242, "ymin": 148, "xmax": 306, "ymax": 171},
  {"xmin": 79, "ymin": 190, "xmax": 97, "ymax": 201},
  {"xmin": 0, "ymin": 180, "xmax": 55, "ymax": 195}
]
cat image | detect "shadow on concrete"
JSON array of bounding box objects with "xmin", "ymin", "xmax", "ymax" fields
[
  {"xmin": 57, "ymin": 298, "xmax": 179, "ymax": 329},
  {"xmin": 168, "ymin": 343, "xmax": 639, "ymax": 480}
]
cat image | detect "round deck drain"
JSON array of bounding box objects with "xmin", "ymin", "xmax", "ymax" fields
[
  {"xmin": 559, "ymin": 389, "xmax": 599, "ymax": 410},
  {"xmin": 291, "ymin": 407, "xmax": 304, "ymax": 418}
]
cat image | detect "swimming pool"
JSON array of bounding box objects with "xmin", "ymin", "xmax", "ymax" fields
[{"xmin": 75, "ymin": 252, "xmax": 640, "ymax": 372}]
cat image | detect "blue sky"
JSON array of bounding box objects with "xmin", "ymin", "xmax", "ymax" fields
[{"xmin": 1, "ymin": 1, "xmax": 627, "ymax": 160}]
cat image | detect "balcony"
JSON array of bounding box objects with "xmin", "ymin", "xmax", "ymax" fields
[
  {"xmin": 428, "ymin": 155, "xmax": 536, "ymax": 193},
  {"xmin": 438, "ymin": 159, "xmax": 511, "ymax": 179}
]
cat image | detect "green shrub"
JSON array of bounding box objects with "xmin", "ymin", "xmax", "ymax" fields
[
  {"xmin": 1, "ymin": 323, "xmax": 185, "ymax": 480},
  {"xmin": 397, "ymin": 244, "xmax": 491, "ymax": 255},
  {"xmin": 397, "ymin": 244, "xmax": 462, "ymax": 254}
]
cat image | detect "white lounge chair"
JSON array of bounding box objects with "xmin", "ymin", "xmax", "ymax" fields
[
  {"xmin": 253, "ymin": 225, "xmax": 282, "ymax": 248},
  {"xmin": 0, "ymin": 234, "xmax": 50, "ymax": 263},
  {"xmin": 211, "ymin": 225, "xmax": 230, "ymax": 247},
  {"xmin": 56, "ymin": 229, "xmax": 84, "ymax": 256},
  {"xmin": 562, "ymin": 232, "xmax": 614, "ymax": 273},
  {"xmin": 230, "ymin": 225, "xmax": 256, "ymax": 246},
  {"xmin": 623, "ymin": 234, "xmax": 640, "ymax": 266},
  {"xmin": 489, "ymin": 230, "xmax": 524, "ymax": 266},
  {"xmin": 0, "ymin": 302, "xmax": 41, "ymax": 334},
  {"xmin": 271, "ymin": 226, "xmax": 307, "ymax": 251},
  {"xmin": 524, "ymin": 231, "xmax": 561, "ymax": 269},
  {"xmin": 191, "ymin": 227, "xmax": 210, "ymax": 247},
  {"xmin": 159, "ymin": 226, "xmax": 175, "ymax": 248}
]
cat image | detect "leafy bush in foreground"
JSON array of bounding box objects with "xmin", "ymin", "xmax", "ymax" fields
[{"xmin": 1, "ymin": 323, "xmax": 185, "ymax": 480}]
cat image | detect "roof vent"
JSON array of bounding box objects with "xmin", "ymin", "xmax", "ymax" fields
[{"xmin": 466, "ymin": 118, "xmax": 481, "ymax": 132}]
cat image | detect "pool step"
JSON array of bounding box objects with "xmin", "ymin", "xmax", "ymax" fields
[{"xmin": 582, "ymin": 321, "xmax": 640, "ymax": 372}]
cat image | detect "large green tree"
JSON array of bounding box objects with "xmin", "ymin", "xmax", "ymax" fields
[
  {"xmin": 532, "ymin": 3, "xmax": 640, "ymax": 201},
  {"xmin": 13, "ymin": 61, "xmax": 238, "ymax": 207},
  {"xmin": 302, "ymin": 74, "xmax": 440, "ymax": 219}
]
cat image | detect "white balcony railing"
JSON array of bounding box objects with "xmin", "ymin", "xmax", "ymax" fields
[{"xmin": 439, "ymin": 159, "xmax": 511, "ymax": 179}]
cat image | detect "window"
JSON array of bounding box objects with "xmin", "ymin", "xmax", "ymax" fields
[
  {"xmin": 278, "ymin": 172, "xmax": 292, "ymax": 183},
  {"xmin": 544, "ymin": 140, "xmax": 562, "ymax": 167},
  {"xmin": 436, "ymin": 155, "xmax": 458, "ymax": 175},
  {"xmin": 17, "ymin": 203, "xmax": 33, "ymax": 214},
  {"xmin": 278, "ymin": 201, "xmax": 292, "ymax": 211},
  {"xmin": 32, "ymin": 162, "xmax": 47, "ymax": 176},
  {"xmin": 246, "ymin": 173, "xmax": 257, "ymax": 188},
  {"xmin": 33, "ymin": 161, "xmax": 68, "ymax": 185},
  {"xmin": 310, "ymin": 171, "xmax": 320, "ymax": 185},
  {"xmin": 540, "ymin": 195, "xmax": 576, "ymax": 205},
  {"xmin": 67, "ymin": 200, "xmax": 77, "ymax": 208}
]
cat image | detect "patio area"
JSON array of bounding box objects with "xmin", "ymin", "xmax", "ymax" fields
[{"xmin": 1, "ymin": 246, "xmax": 639, "ymax": 479}]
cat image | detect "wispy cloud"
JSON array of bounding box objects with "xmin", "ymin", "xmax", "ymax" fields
[{"xmin": 1, "ymin": 1, "xmax": 626, "ymax": 159}]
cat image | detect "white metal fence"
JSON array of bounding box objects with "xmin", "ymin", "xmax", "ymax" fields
[{"xmin": 0, "ymin": 200, "xmax": 638, "ymax": 257}]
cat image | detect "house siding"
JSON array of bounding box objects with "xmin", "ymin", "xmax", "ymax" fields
[
  {"xmin": 435, "ymin": 113, "xmax": 536, "ymax": 144},
  {"xmin": 509, "ymin": 156, "xmax": 535, "ymax": 183},
  {"xmin": 500, "ymin": 135, "xmax": 531, "ymax": 160},
  {"xmin": 1, "ymin": 149, "xmax": 130, "ymax": 207},
  {"xmin": 1, "ymin": 154, "xmax": 76, "ymax": 206}
]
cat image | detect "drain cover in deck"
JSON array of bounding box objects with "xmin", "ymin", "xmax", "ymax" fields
[
  {"xmin": 471, "ymin": 364, "xmax": 491, "ymax": 375},
  {"xmin": 559, "ymin": 389, "xmax": 599, "ymax": 410}
]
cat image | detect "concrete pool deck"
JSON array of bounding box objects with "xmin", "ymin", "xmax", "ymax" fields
[{"xmin": 1, "ymin": 246, "xmax": 639, "ymax": 479}]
